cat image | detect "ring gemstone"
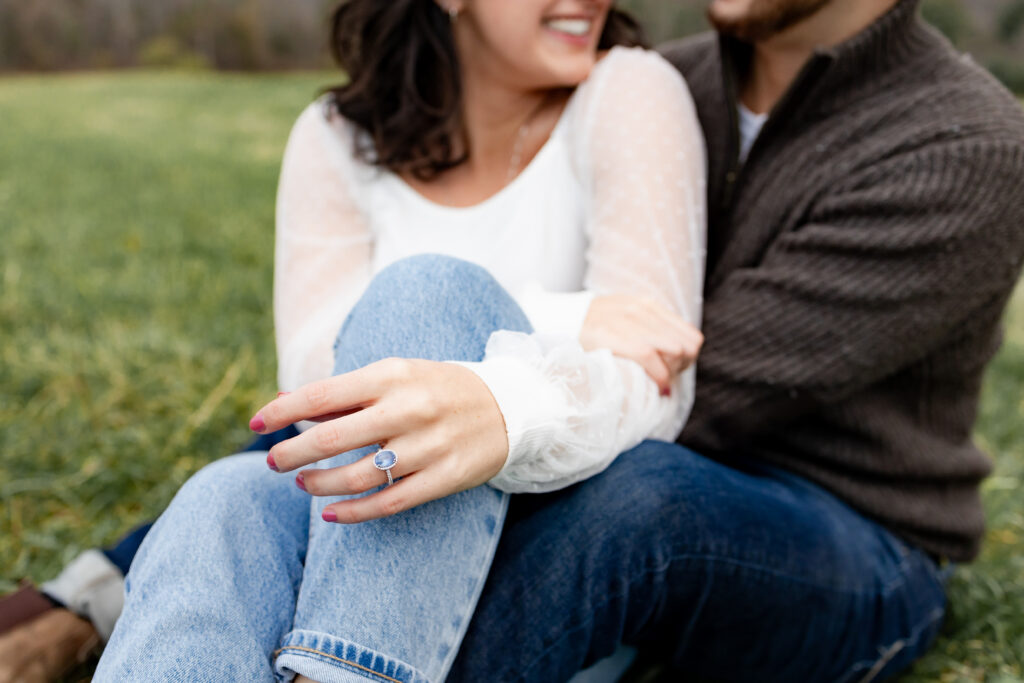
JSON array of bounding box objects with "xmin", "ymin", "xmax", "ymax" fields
[{"xmin": 373, "ymin": 449, "xmax": 398, "ymax": 471}]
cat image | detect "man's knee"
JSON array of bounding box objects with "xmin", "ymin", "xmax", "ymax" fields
[
  {"xmin": 556, "ymin": 441, "xmax": 704, "ymax": 556},
  {"xmin": 587, "ymin": 441, "xmax": 702, "ymax": 517}
]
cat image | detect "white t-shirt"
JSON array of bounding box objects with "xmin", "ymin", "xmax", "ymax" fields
[
  {"xmin": 273, "ymin": 47, "xmax": 707, "ymax": 493},
  {"xmin": 738, "ymin": 103, "xmax": 768, "ymax": 163}
]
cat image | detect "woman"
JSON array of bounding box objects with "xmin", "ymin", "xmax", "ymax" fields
[{"xmin": 94, "ymin": 0, "xmax": 705, "ymax": 680}]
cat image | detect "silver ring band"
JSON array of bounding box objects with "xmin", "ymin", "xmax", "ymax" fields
[{"xmin": 373, "ymin": 448, "xmax": 399, "ymax": 487}]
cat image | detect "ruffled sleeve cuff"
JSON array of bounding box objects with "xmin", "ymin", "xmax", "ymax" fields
[{"xmin": 449, "ymin": 351, "xmax": 565, "ymax": 491}]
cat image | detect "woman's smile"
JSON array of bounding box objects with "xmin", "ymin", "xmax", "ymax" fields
[
  {"xmin": 451, "ymin": 0, "xmax": 612, "ymax": 89},
  {"xmin": 542, "ymin": 16, "xmax": 598, "ymax": 46}
]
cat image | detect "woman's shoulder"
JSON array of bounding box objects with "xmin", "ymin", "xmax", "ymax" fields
[
  {"xmin": 566, "ymin": 46, "xmax": 700, "ymax": 147},
  {"xmin": 594, "ymin": 46, "xmax": 686, "ymax": 78},
  {"xmin": 277, "ymin": 97, "xmax": 383, "ymax": 221},
  {"xmin": 566, "ymin": 46, "xmax": 697, "ymax": 135},
  {"xmin": 578, "ymin": 46, "xmax": 692, "ymax": 104},
  {"xmin": 287, "ymin": 97, "xmax": 358, "ymax": 151},
  {"xmin": 283, "ymin": 97, "xmax": 376, "ymax": 186}
]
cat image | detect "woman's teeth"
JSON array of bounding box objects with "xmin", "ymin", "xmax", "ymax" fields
[{"xmin": 545, "ymin": 19, "xmax": 592, "ymax": 37}]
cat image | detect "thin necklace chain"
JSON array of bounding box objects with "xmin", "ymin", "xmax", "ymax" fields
[
  {"xmin": 507, "ymin": 122, "xmax": 530, "ymax": 184},
  {"xmin": 507, "ymin": 94, "xmax": 553, "ymax": 185}
]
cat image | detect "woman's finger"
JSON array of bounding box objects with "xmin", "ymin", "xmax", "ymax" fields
[
  {"xmin": 658, "ymin": 349, "xmax": 690, "ymax": 379},
  {"xmin": 627, "ymin": 342, "xmax": 673, "ymax": 394},
  {"xmin": 305, "ymin": 407, "xmax": 363, "ymax": 423},
  {"xmin": 645, "ymin": 308, "xmax": 703, "ymax": 354},
  {"xmin": 321, "ymin": 467, "xmax": 464, "ymax": 524},
  {"xmin": 268, "ymin": 405, "xmax": 399, "ymax": 472},
  {"xmin": 251, "ymin": 362, "xmax": 393, "ymax": 434},
  {"xmin": 638, "ymin": 299, "xmax": 703, "ymax": 353},
  {"xmin": 677, "ymin": 323, "xmax": 705, "ymax": 355},
  {"xmin": 639, "ymin": 325, "xmax": 692, "ymax": 362},
  {"xmin": 650, "ymin": 324, "xmax": 703, "ymax": 362},
  {"xmin": 637, "ymin": 297, "xmax": 691, "ymax": 336},
  {"xmin": 631, "ymin": 319, "xmax": 700, "ymax": 374},
  {"xmin": 297, "ymin": 436, "xmax": 429, "ymax": 497},
  {"xmin": 623, "ymin": 301, "xmax": 699, "ymax": 358},
  {"xmin": 650, "ymin": 329, "xmax": 702, "ymax": 375}
]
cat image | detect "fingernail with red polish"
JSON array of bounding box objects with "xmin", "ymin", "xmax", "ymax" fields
[
  {"xmin": 322, "ymin": 509, "xmax": 338, "ymax": 523},
  {"xmin": 249, "ymin": 413, "xmax": 265, "ymax": 432},
  {"xmin": 277, "ymin": 391, "xmax": 290, "ymax": 398},
  {"xmin": 267, "ymin": 453, "xmax": 279, "ymax": 472},
  {"xmin": 295, "ymin": 473, "xmax": 306, "ymax": 491}
]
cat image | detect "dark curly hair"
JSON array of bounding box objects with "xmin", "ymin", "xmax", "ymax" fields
[{"xmin": 326, "ymin": 1, "xmax": 647, "ymax": 180}]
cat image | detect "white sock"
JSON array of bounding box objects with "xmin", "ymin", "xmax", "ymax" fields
[{"xmin": 41, "ymin": 549, "xmax": 124, "ymax": 641}]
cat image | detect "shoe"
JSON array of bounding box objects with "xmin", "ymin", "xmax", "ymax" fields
[
  {"xmin": 0, "ymin": 581, "xmax": 55, "ymax": 637},
  {"xmin": 0, "ymin": 608, "xmax": 101, "ymax": 683}
]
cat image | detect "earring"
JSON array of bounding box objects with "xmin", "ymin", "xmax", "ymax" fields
[{"xmin": 447, "ymin": 4, "xmax": 459, "ymax": 23}]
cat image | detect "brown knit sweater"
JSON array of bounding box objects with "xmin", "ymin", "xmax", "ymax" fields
[{"xmin": 661, "ymin": 0, "xmax": 1024, "ymax": 561}]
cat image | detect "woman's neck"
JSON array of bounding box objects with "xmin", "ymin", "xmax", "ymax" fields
[
  {"xmin": 461, "ymin": 77, "xmax": 549, "ymax": 174},
  {"xmin": 403, "ymin": 59, "xmax": 568, "ymax": 208}
]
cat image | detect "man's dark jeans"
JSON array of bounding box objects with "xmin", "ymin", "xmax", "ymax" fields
[{"xmin": 449, "ymin": 440, "xmax": 948, "ymax": 683}]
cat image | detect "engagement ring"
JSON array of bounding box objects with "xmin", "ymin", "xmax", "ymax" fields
[{"xmin": 373, "ymin": 448, "xmax": 399, "ymax": 486}]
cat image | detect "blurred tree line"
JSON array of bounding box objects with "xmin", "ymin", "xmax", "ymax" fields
[
  {"xmin": 0, "ymin": 0, "xmax": 335, "ymax": 70},
  {"xmin": 0, "ymin": 0, "xmax": 1021, "ymax": 92}
]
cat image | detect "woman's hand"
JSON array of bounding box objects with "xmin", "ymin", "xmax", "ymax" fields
[
  {"xmin": 250, "ymin": 359, "xmax": 509, "ymax": 523},
  {"xmin": 579, "ymin": 295, "xmax": 703, "ymax": 395}
]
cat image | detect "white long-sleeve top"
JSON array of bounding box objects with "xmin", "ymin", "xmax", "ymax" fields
[{"xmin": 274, "ymin": 47, "xmax": 707, "ymax": 493}]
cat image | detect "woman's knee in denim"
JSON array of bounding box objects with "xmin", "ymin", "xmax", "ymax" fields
[
  {"xmin": 337, "ymin": 253, "xmax": 523, "ymax": 359},
  {"xmin": 370, "ymin": 254, "xmax": 502, "ymax": 302},
  {"xmin": 174, "ymin": 453, "xmax": 275, "ymax": 515}
]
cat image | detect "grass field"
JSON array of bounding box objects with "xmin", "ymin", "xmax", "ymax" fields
[{"xmin": 1, "ymin": 72, "xmax": 1022, "ymax": 681}]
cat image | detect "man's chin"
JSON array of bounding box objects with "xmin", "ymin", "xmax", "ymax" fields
[
  {"xmin": 707, "ymin": 0, "xmax": 833, "ymax": 43},
  {"xmin": 707, "ymin": 10, "xmax": 774, "ymax": 43}
]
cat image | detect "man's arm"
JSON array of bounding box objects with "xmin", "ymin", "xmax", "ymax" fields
[{"xmin": 682, "ymin": 138, "xmax": 1024, "ymax": 448}]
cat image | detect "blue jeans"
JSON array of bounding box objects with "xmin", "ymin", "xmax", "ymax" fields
[
  {"xmin": 96, "ymin": 255, "xmax": 528, "ymax": 682},
  {"xmin": 450, "ymin": 445, "xmax": 949, "ymax": 682},
  {"xmin": 95, "ymin": 255, "xmax": 948, "ymax": 682}
]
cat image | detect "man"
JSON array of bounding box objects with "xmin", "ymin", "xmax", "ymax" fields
[
  {"xmin": 4, "ymin": 0, "xmax": 1023, "ymax": 680},
  {"xmin": 446, "ymin": 0, "xmax": 1024, "ymax": 680}
]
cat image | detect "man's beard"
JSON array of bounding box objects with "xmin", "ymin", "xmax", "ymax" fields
[{"xmin": 707, "ymin": 0, "xmax": 833, "ymax": 42}]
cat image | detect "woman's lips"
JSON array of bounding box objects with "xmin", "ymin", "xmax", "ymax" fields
[{"xmin": 543, "ymin": 17, "xmax": 595, "ymax": 46}]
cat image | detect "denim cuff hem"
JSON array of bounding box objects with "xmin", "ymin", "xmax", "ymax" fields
[{"xmin": 274, "ymin": 629, "xmax": 431, "ymax": 683}]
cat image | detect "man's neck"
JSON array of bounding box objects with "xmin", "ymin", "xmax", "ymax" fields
[{"xmin": 741, "ymin": 0, "xmax": 899, "ymax": 114}]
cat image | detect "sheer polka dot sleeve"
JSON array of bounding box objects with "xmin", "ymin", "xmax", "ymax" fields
[
  {"xmin": 476, "ymin": 48, "xmax": 707, "ymax": 493},
  {"xmin": 274, "ymin": 103, "xmax": 374, "ymax": 394}
]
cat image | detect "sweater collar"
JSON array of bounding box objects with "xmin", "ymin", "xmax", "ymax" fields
[
  {"xmin": 813, "ymin": 0, "xmax": 933, "ymax": 85},
  {"xmin": 718, "ymin": 0, "xmax": 933, "ymax": 111}
]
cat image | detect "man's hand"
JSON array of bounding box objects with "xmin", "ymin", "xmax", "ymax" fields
[
  {"xmin": 580, "ymin": 295, "xmax": 703, "ymax": 395},
  {"xmin": 250, "ymin": 359, "xmax": 509, "ymax": 523}
]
